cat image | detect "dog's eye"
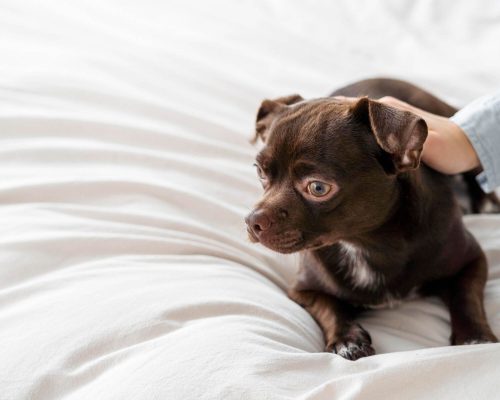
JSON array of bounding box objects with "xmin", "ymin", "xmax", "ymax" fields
[
  {"xmin": 254, "ymin": 163, "xmax": 267, "ymax": 182},
  {"xmin": 307, "ymin": 181, "xmax": 331, "ymax": 197}
]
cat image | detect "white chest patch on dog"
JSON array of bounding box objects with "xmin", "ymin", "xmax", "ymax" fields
[{"xmin": 338, "ymin": 241, "xmax": 384, "ymax": 290}]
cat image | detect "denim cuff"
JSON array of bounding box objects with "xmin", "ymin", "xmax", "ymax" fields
[{"xmin": 450, "ymin": 93, "xmax": 500, "ymax": 193}]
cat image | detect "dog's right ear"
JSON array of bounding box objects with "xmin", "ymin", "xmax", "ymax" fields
[{"xmin": 252, "ymin": 94, "xmax": 303, "ymax": 144}]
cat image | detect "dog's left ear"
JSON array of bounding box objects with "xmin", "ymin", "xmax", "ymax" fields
[
  {"xmin": 351, "ymin": 97, "xmax": 428, "ymax": 173},
  {"xmin": 252, "ymin": 94, "xmax": 304, "ymax": 143}
]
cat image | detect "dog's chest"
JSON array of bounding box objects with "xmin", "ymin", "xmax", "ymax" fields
[
  {"xmin": 296, "ymin": 242, "xmax": 415, "ymax": 309},
  {"xmin": 336, "ymin": 241, "xmax": 384, "ymax": 290}
]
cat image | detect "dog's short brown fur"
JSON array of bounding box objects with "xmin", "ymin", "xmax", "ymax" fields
[{"xmin": 246, "ymin": 78, "xmax": 498, "ymax": 360}]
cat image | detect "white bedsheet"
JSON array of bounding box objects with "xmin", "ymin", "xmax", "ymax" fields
[{"xmin": 1, "ymin": 1, "xmax": 500, "ymax": 399}]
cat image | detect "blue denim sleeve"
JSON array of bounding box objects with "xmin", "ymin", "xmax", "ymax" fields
[{"xmin": 450, "ymin": 92, "xmax": 500, "ymax": 193}]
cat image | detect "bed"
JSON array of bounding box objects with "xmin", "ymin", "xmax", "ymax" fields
[{"xmin": 1, "ymin": 1, "xmax": 500, "ymax": 399}]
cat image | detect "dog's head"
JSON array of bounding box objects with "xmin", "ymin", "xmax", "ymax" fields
[{"xmin": 245, "ymin": 95, "xmax": 428, "ymax": 253}]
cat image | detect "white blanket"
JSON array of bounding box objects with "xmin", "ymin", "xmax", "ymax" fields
[{"xmin": 1, "ymin": 1, "xmax": 500, "ymax": 399}]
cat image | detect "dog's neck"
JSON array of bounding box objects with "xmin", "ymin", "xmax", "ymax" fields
[{"xmin": 355, "ymin": 168, "xmax": 432, "ymax": 240}]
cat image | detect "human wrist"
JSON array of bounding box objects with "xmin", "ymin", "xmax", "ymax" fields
[{"xmin": 449, "ymin": 121, "xmax": 481, "ymax": 172}]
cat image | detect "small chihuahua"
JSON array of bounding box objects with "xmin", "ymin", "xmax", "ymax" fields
[{"xmin": 246, "ymin": 78, "xmax": 498, "ymax": 360}]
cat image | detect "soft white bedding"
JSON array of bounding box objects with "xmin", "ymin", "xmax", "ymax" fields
[{"xmin": 1, "ymin": 1, "xmax": 500, "ymax": 399}]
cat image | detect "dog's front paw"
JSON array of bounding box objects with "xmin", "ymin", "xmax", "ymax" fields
[
  {"xmin": 327, "ymin": 323, "xmax": 375, "ymax": 360},
  {"xmin": 452, "ymin": 332, "xmax": 498, "ymax": 346}
]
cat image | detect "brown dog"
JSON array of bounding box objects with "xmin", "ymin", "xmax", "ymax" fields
[{"xmin": 246, "ymin": 78, "xmax": 498, "ymax": 360}]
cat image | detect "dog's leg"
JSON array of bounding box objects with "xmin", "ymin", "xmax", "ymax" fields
[
  {"xmin": 460, "ymin": 168, "xmax": 500, "ymax": 214},
  {"xmin": 437, "ymin": 253, "xmax": 498, "ymax": 345},
  {"xmin": 288, "ymin": 288, "xmax": 374, "ymax": 360}
]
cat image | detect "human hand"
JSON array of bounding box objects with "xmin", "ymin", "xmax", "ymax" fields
[
  {"xmin": 376, "ymin": 96, "xmax": 480, "ymax": 174},
  {"xmin": 335, "ymin": 95, "xmax": 481, "ymax": 174}
]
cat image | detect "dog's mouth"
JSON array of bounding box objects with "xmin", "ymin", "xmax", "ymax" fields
[{"xmin": 247, "ymin": 228, "xmax": 307, "ymax": 254}]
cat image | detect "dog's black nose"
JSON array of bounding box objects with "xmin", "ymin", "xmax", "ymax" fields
[{"xmin": 245, "ymin": 209, "xmax": 272, "ymax": 234}]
